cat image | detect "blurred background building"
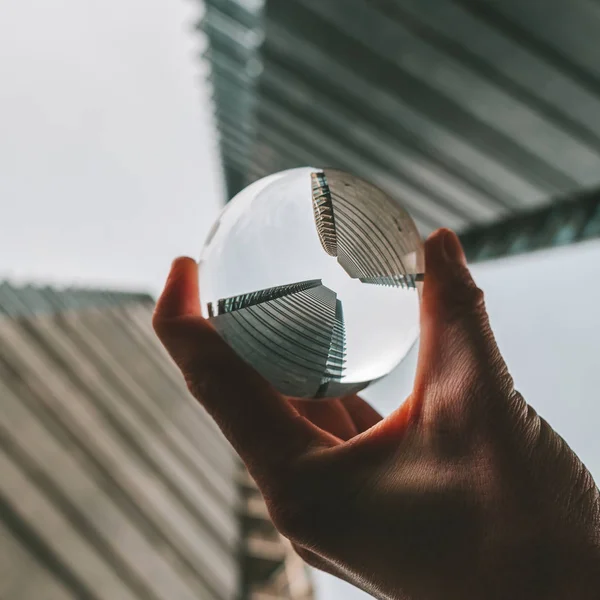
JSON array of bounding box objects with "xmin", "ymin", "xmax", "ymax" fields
[
  {"xmin": 0, "ymin": 283, "xmax": 313, "ymax": 600},
  {"xmin": 1, "ymin": 1, "xmax": 600, "ymax": 600}
]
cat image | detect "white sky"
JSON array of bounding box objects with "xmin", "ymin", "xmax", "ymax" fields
[
  {"xmin": 0, "ymin": 0, "xmax": 222, "ymax": 295},
  {"xmin": 1, "ymin": 2, "xmax": 599, "ymax": 600}
]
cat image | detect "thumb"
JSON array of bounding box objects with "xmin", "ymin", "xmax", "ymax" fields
[{"xmin": 412, "ymin": 229, "xmax": 513, "ymax": 420}]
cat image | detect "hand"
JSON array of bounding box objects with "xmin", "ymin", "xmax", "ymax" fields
[{"xmin": 153, "ymin": 229, "xmax": 600, "ymax": 600}]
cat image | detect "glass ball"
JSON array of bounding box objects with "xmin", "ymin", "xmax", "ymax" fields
[{"xmin": 199, "ymin": 167, "xmax": 424, "ymax": 399}]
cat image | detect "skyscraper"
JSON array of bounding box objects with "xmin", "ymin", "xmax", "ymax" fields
[
  {"xmin": 209, "ymin": 280, "xmax": 347, "ymax": 398},
  {"xmin": 310, "ymin": 169, "xmax": 424, "ymax": 289}
]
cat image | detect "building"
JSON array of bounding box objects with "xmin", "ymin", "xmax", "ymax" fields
[
  {"xmin": 209, "ymin": 279, "xmax": 348, "ymax": 398},
  {"xmin": 311, "ymin": 169, "xmax": 424, "ymax": 288},
  {"xmin": 199, "ymin": 0, "xmax": 600, "ymax": 262},
  {"xmin": 0, "ymin": 282, "xmax": 314, "ymax": 600}
]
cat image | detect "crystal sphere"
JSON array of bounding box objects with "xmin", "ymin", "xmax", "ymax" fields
[{"xmin": 199, "ymin": 167, "xmax": 424, "ymax": 399}]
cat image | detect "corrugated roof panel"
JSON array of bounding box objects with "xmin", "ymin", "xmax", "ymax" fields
[
  {"xmin": 0, "ymin": 282, "xmax": 153, "ymax": 317},
  {"xmin": 203, "ymin": 0, "xmax": 600, "ymax": 257},
  {"xmin": 0, "ymin": 280, "xmax": 242, "ymax": 600}
]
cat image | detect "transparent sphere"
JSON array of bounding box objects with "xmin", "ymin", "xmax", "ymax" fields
[{"xmin": 200, "ymin": 167, "xmax": 424, "ymax": 399}]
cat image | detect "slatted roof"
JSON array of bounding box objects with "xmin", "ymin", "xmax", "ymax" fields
[
  {"xmin": 200, "ymin": 0, "xmax": 600, "ymax": 258},
  {"xmin": 0, "ymin": 281, "xmax": 154, "ymax": 318}
]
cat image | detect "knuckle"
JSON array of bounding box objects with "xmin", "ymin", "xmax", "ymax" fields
[
  {"xmin": 450, "ymin": 278, "xmax": 486, "ymax": 318},
  {"xmin": 432, "ymin": 268, "xmax": 487, "ymax": 327}
]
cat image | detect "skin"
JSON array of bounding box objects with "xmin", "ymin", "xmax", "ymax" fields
[{"xmin": 153, "ymin": 228, "xmax": 600, "ymax": 600}]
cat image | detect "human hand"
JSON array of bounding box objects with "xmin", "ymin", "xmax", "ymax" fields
[{"xmin": 153, "ymin": 229, "xmax": 600, "ymax": 600}]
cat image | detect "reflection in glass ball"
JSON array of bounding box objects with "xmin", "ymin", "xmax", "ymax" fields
[{"xmin": 199, "ymin": 167, "xmax": 424, "ymax": 399}]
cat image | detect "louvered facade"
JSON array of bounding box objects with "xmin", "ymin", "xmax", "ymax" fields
[
  {"xmin": 200, "ymin": 0, "xmax": 600, "ymax": 261},
  {"xmin": 0, "ymin": 282, "xmax": 314, "ymax": 600}
]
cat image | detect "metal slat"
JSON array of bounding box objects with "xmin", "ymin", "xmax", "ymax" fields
[
  {"xmin": 469, "ymin": 0, "xmax": 600, "ymax": 85},
  {"xmin": 73, "ymin": 309, "xmax": 239, "ymax": 490},
  {"xmin": 298, "ymin": 0, "xmax": 600, "ymax": 186},
  {"xmin": 374, "ymin": 0, "xmax": 600, "ymax": 145},
  {"xmin": 259, "ymin": 57, "xmax": 520, "ymax": 213},
  {"xmin": 0, "ymin": 444, "xmax": 143, "ymax": 600},
  {"xmin": 258, "ymin": 66, "xmax": 507, "ymax": 222},
  {"xmin": 257, "ymin": 98, "xmax": 468, "ymax": 230},
  {"xmin": 262, "ymin": 20, "xmax": 549, "ymax": 207},
  {"xmin": 0, "ymin": 519, "xmax": 76, "ymax": 600},
  {"xmin": 19, "ymin": 316, "xmax": 238, "ymax": 596},
  {"xmin": 0, "ymin": 318, "xmax": 236, "ymax": 600},
  {"xmin": 461, "ymin": 187, "xmax": 600, "ymax": 261},
  {"xmin": 0, "ymin": 386, "xmax": 164, "ymax": 600},
  {"xmin": 269, "ymin": 0, "xmax": 584, "ymax": 194}
]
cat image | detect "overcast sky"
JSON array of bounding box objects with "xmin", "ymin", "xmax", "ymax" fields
[
  {"xmin": 1, "ymin": 2, "xmax": 599, "ymax": 600},
  {"xmin": 0, "ymin": 0, "xmax": 222, "ymax": 295}
]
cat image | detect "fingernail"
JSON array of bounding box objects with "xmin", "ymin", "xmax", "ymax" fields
[
  {"xmin": 168, "ymin": 257, "xmax": 191, "ymax": 282},
  {"xmin": 442, "ymin": 230, "xmax": 466, "ymax": 266},
  {"xmin": 171, "ymin": 256, "xmax": 196, "ymax": 270},
  {"xmin": 168, "ymin": 258, "xmax": 181, "ymax": 280}
]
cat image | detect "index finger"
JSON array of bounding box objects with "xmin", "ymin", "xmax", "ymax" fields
[{"xmin": 152, "ymin": 258, "xmax": 329, "ymax": 478}]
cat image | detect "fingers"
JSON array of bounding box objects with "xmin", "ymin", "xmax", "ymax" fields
[
  {"xmin": 154, "ymin": 257, "xmax": 202, "ymax": 319},
  {"xmin": 412, "ymin": 229, "xmax": 512, "ymax": 418},
  {"xmin": 340, "ymin": 395, "xmax": 383, "ymax": 432},
  {"xmin": 291, "ymin": 395, "xmax": 383, "ymax": 440},
  {"xmin": 291, "ymin": 398, "xmax": 358, "ymax": 441},
  {"xmin": 153, "ymin": 258, "xmax": 329, "ymax": 480},
  {"xmin": 419, "ymin": 228, "xmax": 478, "ymax": 325}
]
